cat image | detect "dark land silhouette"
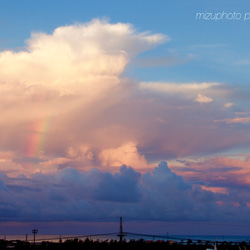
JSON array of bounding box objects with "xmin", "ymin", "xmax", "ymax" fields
[{"xmin": 0, "ymin": 238, "xmax": 249, "ymax": 250}]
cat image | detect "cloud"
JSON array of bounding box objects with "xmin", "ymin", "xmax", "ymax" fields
[
  {"xmin": 0, "ymin": 161, "xmax": 248, "ymax": 224},
  {"xmin": 1, "ymin": 19, "xmax": 250, "ymax": 229},
  {"xmin": 92, "ymin": 165, "xmax": 141, "ymax": 202},
  {"xmin": 139, "ymin": 81, "xmax": 220, "ymax": 96},
  {"xmin": 99, "ymin": 142, "xmax": 148, "ymax": 170},
  {"xmin": 194, "ymin": 93, "xmax": 213, "ymax": 104},
  {"xmin": 215, "ymin": 117, "xmax": 250, "ymax": 124},
  {"xmin": 0, "ymin": 19, "xmax": 168, "ymax": 173},
  {"xmin": 224, "ymin": 102, "xmax": 234, "ymax": 108},
  {"xmin": 0, "ymin": 162, "xmax": 236, "ymax": 222},
  {"xmin": 171, "ymin": 156, "xmax": 250, "ymax": 196},
  {"xmin": 1, "ymin": 19, "xmax": 248, "ymax": 174},
  {"xmin": 39, "ymin": 157, "xmax": 72, "ymax": 169},
  {"xmin": 0, "ymin": 19, "xmax": 166, "ymax": 124},
  {"xmin": 0, "ymin": 19, "xmax": 166, "ymax": 93},
  {"xmin": 0, "ymin": 159, "xmax": 28, "ymax": 178},
  {"xmin": 0, "ymin": 179, "xmax": 8, "ymax": 192}
]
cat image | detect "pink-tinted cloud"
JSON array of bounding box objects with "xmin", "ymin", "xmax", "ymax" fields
[
  {"xmin": 0, "ymin": 19, "xmax": 167, "ymax": 174},
  {"xmin": 170, "ymin": 155, "xmax": 250, "ymax": 199},
  {"xmin": 1, "ymin": 19, "xmax": 249, "ymax": 177},
  {"xmin": 0, "ymin": 19, "xmax": 250, "ymax": 230},
  {"xmin": 215, "ymin": 117, "xmax": 250, "ymax": 124},
  {"xmin": 99, "ymin": 142, "xmax": 148, "ymax": 170}
]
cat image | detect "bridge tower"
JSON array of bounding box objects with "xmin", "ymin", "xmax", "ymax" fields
[{"xmin": 117, "ymin": 217, "xmax": 126, "ymax": 243}]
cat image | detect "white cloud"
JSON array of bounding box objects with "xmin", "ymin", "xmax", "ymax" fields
[
  {"xmin": 194, "ymin": 93, "xmax": 213, "ymax": 104},
  {"xmin": 139, "ymin": 81, "xmax": 220, "ymax": 94},
  {"xmin": 139, "ymin": 82, "xmax": 221, "ymax": 104},
  {"xmin": 0, "ymin": 19, "xmax": 166, "ymax": 124},
  {"xmin": 99, "ymin": 142, "xmax": 148, "ymax": 170},
  {"xmin": 0, "ymin": 19, "xmax": 166, "ymax": 94}
]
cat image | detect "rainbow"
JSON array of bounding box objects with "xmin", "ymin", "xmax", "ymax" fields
[{"xmin": 26, "ymin": 116, "xmax": 54, "ymax": 158}]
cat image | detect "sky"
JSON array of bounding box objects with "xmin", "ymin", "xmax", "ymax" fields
[{"xmin": 1, "ymin": 0, "xmax": 250, "ymax": 236}]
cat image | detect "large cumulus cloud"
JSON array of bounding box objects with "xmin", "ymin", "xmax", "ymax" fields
[
  {"xmin": 0, "ymin": 19, "xmax": 167, "ymax": 173},
  {"xmin": 0, "ymin": 162, "xmax": 249, "ymax": 225},
  {"xmin": 0, "ymin": 163, "xmax": 223, "ymax": 221},
  {"xmin": 0, "ymin": 19, "xmax": 250, "ymax": 232},
  {"xmin": 0, "ymin": 19, "xmax": 249, "ymax": 176}
]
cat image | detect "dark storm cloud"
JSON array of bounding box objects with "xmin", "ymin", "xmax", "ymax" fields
[{"xmin": 0, "ymin": 161, "xmax": 248, "ymax": 224}]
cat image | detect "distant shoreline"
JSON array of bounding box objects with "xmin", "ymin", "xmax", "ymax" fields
[{"xmin": 1, "ymin": 234, "xmax": 250, "ymax": 243}]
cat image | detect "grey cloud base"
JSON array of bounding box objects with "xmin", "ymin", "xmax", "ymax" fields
[{"xmin": 0, "ymin": 162, "xmax": 247, "ymax": 224}]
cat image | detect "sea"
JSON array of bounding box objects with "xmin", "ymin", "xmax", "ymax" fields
[{"xmin": 1, "ymin": 234, "xmax": 250, "ymax": 244}]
